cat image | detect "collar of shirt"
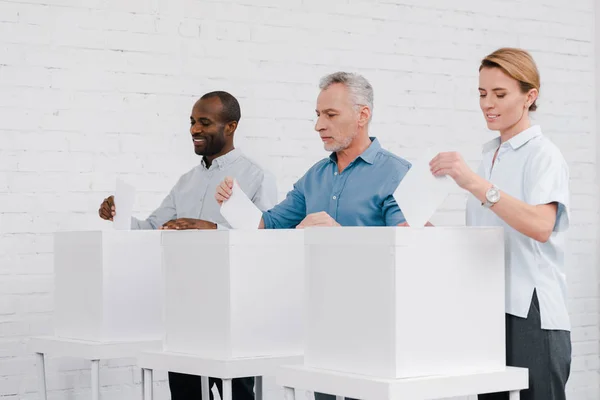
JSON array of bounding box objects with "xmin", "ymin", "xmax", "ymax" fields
[
  {"xmin": 481, "ymin": 125, "xmax": 543, "ymax": 154},
  {"xmin": 200, "ymin": 148, "xmax": 242, "ymax": 170},
  {"xmin": 328, "ymin": 137, "xmax": 381, "ymax": 166}
]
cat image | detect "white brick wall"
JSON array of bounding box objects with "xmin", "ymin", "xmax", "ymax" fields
[{"xmin": 0, "ymin": 0, "xmax": 598, "ymax": 399}]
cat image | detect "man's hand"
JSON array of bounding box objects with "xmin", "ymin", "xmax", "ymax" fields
[
  {"xmin": 296, "ymin": 212, "xmax": 340, "ymax": 229},
  {"xmin": 215, "ymin": 177, "xmax": 234, "ymax": 205},
  {"xmin": 98, "ymin": 195, "xmax": 116, "ymax": 221},
  {"xmin": 160, "ymin": 218, "xmax": 217, "ymax": 230}
]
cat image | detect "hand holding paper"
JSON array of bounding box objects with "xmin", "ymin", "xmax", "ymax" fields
[
  {"xmin": 429, "ymin": 151, "xmax": 479, "ymax": 190},
  {"xmin": 113, "ymin": 178, "xmax": 136, "ymax": 230},
  {"xmin": 220, "ymin": 179, "xmax": 262, "ymax": 229},
  {"xmin": 393, "ymin": 149, "xmax": 453, "ymax": 228}
]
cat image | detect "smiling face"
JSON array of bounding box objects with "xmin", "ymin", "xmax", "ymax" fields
[
  {"xmin": 189, "ymin": 97, "xmax": 230, "ymax": 157},
  {"xmin": 478, "ymin": 66, "xmax": 538, "ymax": 137}
]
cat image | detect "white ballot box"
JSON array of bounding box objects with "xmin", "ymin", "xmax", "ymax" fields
[
  {"xmin": 53, "ymin": 231, "xmax": 163, "ymax": 342},
  {"xmin": 304, "ymin": 226, "xmax": 505, "ymax": 379},
  {"xmin": 162, "ymin": 230, "xmax": 304, "ymax": 359}
]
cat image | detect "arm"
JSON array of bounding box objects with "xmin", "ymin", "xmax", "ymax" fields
[
  {"xmin": 261, "ymin": 183, "xmax": 307, "ymax": 229},
  {"xmin": 466, "ymin": 176, "xmax": 557, "ymax": 242},
  {"xmin": 430, "ymin": 151, "xmax": 569, "ymax": 243},
  {"xmin": 131, "ymin": 190, "xmax": 177, "ymax": 230},
  {"xmin": 215, "ymin": 175, "xmax": 305, "ymax": 229}
]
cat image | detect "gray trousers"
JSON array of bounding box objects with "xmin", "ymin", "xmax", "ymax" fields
[
  {"xmin": 479, "ymin": 291, "xmax": 571, "ymax": 400},
  {"xmin": 317, "ymin": 291, "xmax": 571, "ymax": 400}
]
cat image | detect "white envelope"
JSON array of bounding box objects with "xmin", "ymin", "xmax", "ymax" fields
[
  {"xmin": 393, "ymin": 149, "xmax": 454, "ymax": 227},
  {"xmin": 220, "ymin": 179, "xmax": 262, "ymax": 229},
  {"xmin": 113, "ymin": 178, "xmax": 136, "ymax": 231}
]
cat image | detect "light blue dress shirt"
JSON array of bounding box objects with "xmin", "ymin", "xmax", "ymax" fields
[{"xmin": 262, "ymin": 138, "xmax": 411, "ymax": 229}]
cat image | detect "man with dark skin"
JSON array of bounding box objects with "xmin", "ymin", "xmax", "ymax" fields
[{"xmin": 98, "ymin": 91, "xmax": 276, "ymax": 399}]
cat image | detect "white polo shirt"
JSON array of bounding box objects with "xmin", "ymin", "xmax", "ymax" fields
[{"xmin": 466, "ymin": 125, "xmax": 571, "ymax": 331}]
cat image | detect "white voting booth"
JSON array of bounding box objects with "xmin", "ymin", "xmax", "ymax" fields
[
  {"xmin": 304, "ymin": 226, "xmax": 506, "ymax": 378},
  {"xmin": 30, "ymin": 229, "xmax": 164, "ymax": 400},
  {"xmin": 138, "ymin": 229, "xmax": 305, "ymax": 400},
  {"xmin": 161, "ymin": 229, "xmax": 305, "ymax": 358},
  {"xmin": 54, "ymin": 230, "xmax": 164, "ymax": 342},
  {"xmin": 277, "ymin": 226, "xmax": 527, "ymax": 400}
]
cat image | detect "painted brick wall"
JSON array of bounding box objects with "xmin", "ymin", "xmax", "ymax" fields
[{"xmin": 0, "ymin": 0, "xmax": 597, "ymax": 398}]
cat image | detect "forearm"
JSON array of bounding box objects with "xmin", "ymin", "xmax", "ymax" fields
[{"xmin": 466, "ymin": 175, "xmax": 555, "ymax": 242}]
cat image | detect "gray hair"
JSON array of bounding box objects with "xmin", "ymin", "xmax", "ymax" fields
[{"xmin": 319, "ymin": 72, "xmax": 374, "ymax": 120}]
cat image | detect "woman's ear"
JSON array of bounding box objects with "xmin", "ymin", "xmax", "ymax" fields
[{"xmin": 526, "ymin": 88, "xmax": 538, "ymax": 109}]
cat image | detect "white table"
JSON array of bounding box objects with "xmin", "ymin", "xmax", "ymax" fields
[
  {"xmin": 29, "ymin": 336, "xmax": 162, "ymax": 400},
  {"xmin": 277, "ymin": 365, "xmax": 528, "ymax": 400},
  {"xmin": 138, "ymin": 350, "xmax": 303, "ymax": 400}
]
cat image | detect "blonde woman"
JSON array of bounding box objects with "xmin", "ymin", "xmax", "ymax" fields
[{"xmin": 430, "ymin": 48, "xmax": 571, "ymax": 400}]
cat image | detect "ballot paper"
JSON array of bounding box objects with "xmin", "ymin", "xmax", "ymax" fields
[
  {"xmin": 393, "ymin": 149, "xmax": 454, "ymax": 228},
  {"xmin": 211, "ymin": 383, "xmax": 222, "ymax": 400},
  {"xmin": 220, "ymin": 179, "xmax": 262, "ymax": 229},
  {"xmin": 113, "ymin": 178, "xmax": 136, "ymax": 230}
]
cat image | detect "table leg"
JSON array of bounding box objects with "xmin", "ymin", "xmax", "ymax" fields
[
  {"xmin": 509, "ymin": 391, "xmax": 520, "ymax": 400},
  {"xmin": 202, "ymin": 376, "xmax": 210, "ymax": 400},
  {"xmin": 141, "ymin": 368, "xmax": 145, "ymax": 398},
  {"xmin": 283, "ymin": 387, "xmax": 295, "ymax": 400},
  {"xmin": 223, "ymin": 378, "xmax": 232, "ymax": 400},
  {"xmin": 255, "ymin": 376, "xmax": 263, "ymax": 400},
  {"xmin": 143, "ymin": 369, "xmax": 153, "ymax": 400},
  {"xmin": 91, "ymin": 360, "xmax": 100, "ymax": 400},
  {"xmin": 35, "ymin": 353, "xmax": 47, "ymax": 400}
]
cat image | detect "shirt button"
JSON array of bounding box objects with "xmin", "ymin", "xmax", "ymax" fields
[
  {"xmin": 334, "ymin": 172, "xmax": 338, "ymax": 176},
  {"xmin": 332, "ymin": 196, "xmax": 337, "ymax": 200}
]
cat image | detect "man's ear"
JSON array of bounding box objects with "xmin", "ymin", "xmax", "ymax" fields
[
  {"xmin": 224, "ymin": 121, "xmax": 238, "ymax": 136},
  {"xmin": 358, "ymin": 106, "xmax": 371, "ymax": 128}
]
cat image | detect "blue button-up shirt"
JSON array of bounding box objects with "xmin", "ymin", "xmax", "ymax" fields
[{"xmin": 263, "ymin": 138, "xmax": 411, "ymax": 229}]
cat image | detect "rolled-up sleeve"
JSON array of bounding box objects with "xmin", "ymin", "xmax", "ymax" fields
[{"xmin": 524, "ymin": 149, "xmax": 570, "ymax": 232}]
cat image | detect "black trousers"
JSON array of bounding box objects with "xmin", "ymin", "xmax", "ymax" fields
[
  {"xmin": 168, "ymin": 372, "xmax": 255, "ymax": 400},
  {"xmin": 479, "ymin": 291, "xmax": 571, "ymax": 400}
]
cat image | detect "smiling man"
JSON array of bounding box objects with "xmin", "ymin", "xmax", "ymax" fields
[
  {"xmin": 98, "ymin": 91, "xmax": 275, "ymax": 400},
  {"xmin": 216, "ymin": 72, "xmax": 410, "ymax": 231}
]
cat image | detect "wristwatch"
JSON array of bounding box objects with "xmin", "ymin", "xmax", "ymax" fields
[{"xmin": 483, "ymin": 185, "xmax": 501, "ymax": 208}]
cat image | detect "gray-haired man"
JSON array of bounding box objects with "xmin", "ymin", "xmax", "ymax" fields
[{"xmin": 216, "ymin": 72, "xmax": 411, "ymax": 400}]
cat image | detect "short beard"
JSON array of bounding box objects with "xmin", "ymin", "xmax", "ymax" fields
[{"xmin": 324, "ymin": 130, "xmax": 357, "ymax": 152}]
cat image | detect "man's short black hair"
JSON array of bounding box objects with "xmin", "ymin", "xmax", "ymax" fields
[{"xmin": 201, "ymin": 91, "xmax": 241, "ymax": 123}]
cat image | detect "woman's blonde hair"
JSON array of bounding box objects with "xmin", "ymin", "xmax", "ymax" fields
[{"xmin": 480, "ymin": 48, "xmax": 540, "ymax": 111}]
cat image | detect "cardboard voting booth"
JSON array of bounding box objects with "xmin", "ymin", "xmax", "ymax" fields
[
  {"xmin": 304, "ymin": 226, "xmax": 505, "ymax": 379},
  {"xmin": 162, "ymin": 229, "xmax": 304, "ymax": 359},
  {"xmin": 53, "ymin": 230, "xmax": 163, "ymax": 342}
]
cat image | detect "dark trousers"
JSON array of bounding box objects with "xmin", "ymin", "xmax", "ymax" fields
[
  {"xmin": 479, "ymin": 291, "xmax": 571, "ymax": 400},
  {"xmin": 169, "ymin": 372, "xmax": 255, "ymax": 400}
]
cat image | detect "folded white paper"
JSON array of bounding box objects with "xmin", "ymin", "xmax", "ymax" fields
[
  {"xmin": 113, "ymin": 178, "xmax": 136, "ymax": 231},
  {"xmin": 220, "ymin": 179, "xmax": 262, "ymax": 229},
  {"xmin": 393, "ymin": 149, "xmax": 454, "ymax": 227},
  {"xmin": 211, "ymin": 383, "xmax": 221, "ymax": 400}
]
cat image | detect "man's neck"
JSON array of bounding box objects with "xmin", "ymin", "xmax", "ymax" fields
[
  {"xmin": 203, "ymin": 145, "xmax": 235, "ymax": 168},
  {"xmin": 335, "ymin": 133, "xmax": 372, "ymax": 173}
]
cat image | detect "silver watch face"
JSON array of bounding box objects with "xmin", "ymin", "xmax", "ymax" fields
[{"xmin": 486, "ymin": 187, "xmax": 500, "ymax": 203}]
